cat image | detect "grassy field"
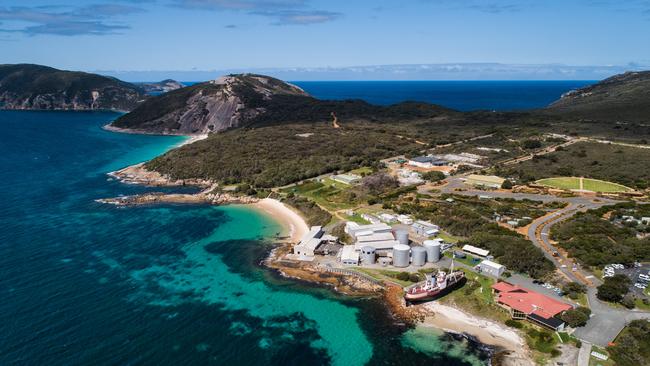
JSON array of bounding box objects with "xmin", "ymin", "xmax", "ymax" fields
[
  {"xmin": 536, "ymin": 177, "xmax": 633, "ymax": 192},
  {"xmin": 497, "ymin": 141, "xmax": 650, "ymax": 190}
]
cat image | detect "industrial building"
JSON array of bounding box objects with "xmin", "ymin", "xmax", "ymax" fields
[
  {"xmin": 465, "ymin": 174, "xmax": 505, "ymax": 189},
  {"xmin": 407, "ymin": 156, "xmax": 448, "ymax": 169},
  {"xmin": 331, "ymin": 173, "xmax": 362, "ymax": 185},
  {"xmin": 340, "ymin": 245, "xmax": 360, "ymax": 265},
  {"xmin": 293, "ymin": 226, "xmax": 324, "ymax": 258},
  {"xmin": 479, "ymin": 260, "xmax": 505, "ymax": 277},
  {"xmin": 462, "ymin": 244, "xmax": 489, "ymax": 257},
  {"xmin": 345, "ymin": 222, "xmax": 392, "ymax": 238},
  {"xmin": 411, "ymin": 220, "xmax": 439, "ymax": 237},
  {"xmin": 492, "ymin": 282, "xmax": 573, "ymax": 331}
]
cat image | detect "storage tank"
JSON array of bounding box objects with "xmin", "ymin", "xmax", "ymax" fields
[
  {"xmin": 411, "ymin": 246, "xmax": 427, "ymax": 266},
  {"xmin": 361, "ymin": 246, "xmax": 376, "ymax": 265},
  {"xmin": 395, "ymin": 229, "xmax": 409, "ymax": 245},
  {"xmin": 392, "ymin": 244, "xmax": 411, "ymax": 268},
  {"xmin": 424, "ymin": 240, "xmax": 441, "ymax": 262}
]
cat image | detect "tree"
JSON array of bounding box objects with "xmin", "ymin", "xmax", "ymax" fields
[
  {"xmin": 562, "ymin": 282, "xmax": 587, "ymax": 300},
  {"xmin": 597, "ymin": 274, "xmax": 631, "ymax": 303},
  {"xmin": 523, "ymin": 139, "xmax": 542, "ymax": 149},
  {"xmin": 422, "ymin": 171, "xmax": 446, "ymax": 183},
  {"xmin": 561, "ymin": 306, "xmax": 591, "ymax": 327},
  {"xmin": 501, "ymin": 179, "xmax": 514, "ymax": 189}
]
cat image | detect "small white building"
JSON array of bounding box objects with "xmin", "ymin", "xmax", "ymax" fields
[
  {"xmin": 462, "ymin": 244, "xmax": 490, "ymax": 257},
  {"xmin": 379, "ymin": 213, "xmax": 397, "ymax": 223},
  {"xmin": 340, "ymin": 245, "xmax": 360, "ymax": 265},
  {"xmin": 411, "ymin": 220, "xmax": 439, "ymax": 237},
  {"xmin": 397, "ymin": 214, "xmax": 413, "ymax": 225},
  {"xmin": 293, "ymin": 226, "xmax": 324, "ymax": 258},
  {"xmin": 361, "ymin": 213, "xmax": 381, "ymax": 224},
  {"xmin": 345, "ymin": 222, "xmax": 392, "ymax": 239},
  {"xmin": 480, "ymin": 260, "xmax": 505, "ymax": 277},
  {"xmin": 331, "ymin": 174, "xmax": 362, "ymax": 185}
]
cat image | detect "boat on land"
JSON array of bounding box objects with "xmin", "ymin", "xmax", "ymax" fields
[{"xmin": 404, "ymin": 268, "xmax": 466, "ymax": 303}]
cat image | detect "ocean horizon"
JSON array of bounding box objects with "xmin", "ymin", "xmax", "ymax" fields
[{"xmin": 176, "ymin": 80, "xmax": 593, "ymax": 112}]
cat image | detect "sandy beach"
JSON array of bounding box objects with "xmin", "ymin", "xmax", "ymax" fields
[
  {"xmin": 421, "ymin": 302, "xmax": 532, "ymax": 365},
  {"xmin": 253, "ymin": 198, "xmax": 309, "ymax": 244}
]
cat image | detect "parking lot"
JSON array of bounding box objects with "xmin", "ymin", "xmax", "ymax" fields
[{"xmin": 604, "ymin": 263, "xmax": 650, "ymax": 297}]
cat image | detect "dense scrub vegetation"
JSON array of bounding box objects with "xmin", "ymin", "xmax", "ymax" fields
[
  {"xmin": 597, "ymin": 274, "xmax": 631, "ymax": 303},
  {"xmin": 497, "ymin": 141, "xmax": 650, "ymax": 189},
  {"xmin": 282, "ymin": 194, "xmax": 332, "ymax": 227},
  {"xmin": 608, "ymin": 320, "xmax": 650, "ymax": 366},
  {"xmin": 147, "ymin": 123, "xmax": 422, "ymax": 187},
  {"xmin": 550, "ymin": 206, "xmax": 650, "ymax": 267}
]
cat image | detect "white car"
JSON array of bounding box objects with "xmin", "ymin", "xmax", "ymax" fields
[{"xmin": 635, "ymin": 283, "xmax": 647, "ymax": 289}]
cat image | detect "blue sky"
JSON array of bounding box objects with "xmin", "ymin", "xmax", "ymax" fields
[{"xmin": 2, "ymin": 0, "xmax": 650, "ymax": 80}]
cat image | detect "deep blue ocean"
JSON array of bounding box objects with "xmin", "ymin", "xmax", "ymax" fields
[
  {"xmin": 0, "ymin": 111, "xmax": 493, "ymax": 365},
  {"xmin": 292, "ymin": 80, "xmax": 594, "ymax": 111}
]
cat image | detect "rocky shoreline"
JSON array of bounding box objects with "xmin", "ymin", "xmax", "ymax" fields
[{"xmin": 101, "ymin": 154, "xmax": 532, "ymax": 365}]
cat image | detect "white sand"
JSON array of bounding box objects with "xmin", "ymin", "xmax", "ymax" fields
[
  {"xmin": 253, "ymin": 198, "xmax": 309, "ymax": 244},
  {"xmin": 421, "ymin": 302, "xmax": 528, "ymax": 357}
]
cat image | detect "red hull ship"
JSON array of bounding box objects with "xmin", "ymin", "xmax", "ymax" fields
[{"xmin": 404, "ymin": 269, "xmax": 465, "ymax": 303}]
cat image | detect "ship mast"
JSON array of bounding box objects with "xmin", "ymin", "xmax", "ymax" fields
[{"xmin": 450, "ymin": 252, "xmax": 455, "ymax": 273}]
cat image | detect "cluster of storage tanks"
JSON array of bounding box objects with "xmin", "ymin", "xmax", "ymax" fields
[{"xmin": 360, "ymin": 236, "xmax": 442, "ymax": 268}]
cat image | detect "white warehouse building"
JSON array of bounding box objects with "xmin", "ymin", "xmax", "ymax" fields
[{"xmin": 479, "ymin": 260, "xmax": 505, "ymax": 277}]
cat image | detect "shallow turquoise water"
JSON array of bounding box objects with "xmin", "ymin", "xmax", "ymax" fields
[{"xmin": 0, "ymin": 111, "xmax": 490, "ymax": 365}]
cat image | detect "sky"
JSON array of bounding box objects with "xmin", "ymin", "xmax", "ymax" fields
[{"xmin": 2, "ymin": 0, "xmax": 650, "ymax": 80}]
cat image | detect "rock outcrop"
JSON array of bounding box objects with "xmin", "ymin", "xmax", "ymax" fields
[
  {"xmin": 108, "ymin": 74, "xmax": 311, "ymax": 135},
  {"xmin": 0, "ymin": 64, "xmax": 145, "ymax": 111}
]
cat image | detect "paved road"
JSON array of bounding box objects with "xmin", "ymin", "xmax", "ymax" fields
[
  {"xmin": 577, "ymin": 342, "xmax": 592, "ymax": 366},
  {"xmin": 523, "ymin": 197, "xmax": 650, "ymax": 346}
]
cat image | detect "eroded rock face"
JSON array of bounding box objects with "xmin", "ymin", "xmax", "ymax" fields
[{"xmin": 109, "ymin": 74, "xmax": 310, "ymax": 135}]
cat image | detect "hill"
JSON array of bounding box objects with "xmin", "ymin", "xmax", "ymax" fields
[
  {"xmin": 0, "ymin": 64, "xmax": 145, "ymax": 111},
  {"xmin": 109, "ymin": 74, "xmax": 451, "ymax": 135},
  {"xmin": 546, "ymin": 71, "xmax": 650, "ymax": 122},
  {"xmin": 136, "ymin": 79, "xmax": 185, "ymax": 95}
]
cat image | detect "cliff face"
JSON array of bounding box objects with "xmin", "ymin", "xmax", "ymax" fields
[
  {"xmin": 547, "ymin": 71, "xmax": 650, "ymax": 122},
  {"xmin": 0, "ymin": 64, "xmax": 145, "ymax": 111},
  {"xmin": 109, "ymin": 74, "xmax": 311, "ymax": 135}
]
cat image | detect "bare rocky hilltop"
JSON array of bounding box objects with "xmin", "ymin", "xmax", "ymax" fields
[{"xmin": 108, "ymin": 74, "xmax": 312, "ymax": 135}]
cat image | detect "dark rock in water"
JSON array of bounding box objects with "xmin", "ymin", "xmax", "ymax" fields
[{"xmin": 0, "ymin": 64, "xmax": 145, "ymax": 111}]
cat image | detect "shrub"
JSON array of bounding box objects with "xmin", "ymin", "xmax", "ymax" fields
[
  {"xmin": 560, "ymin": 307, "xmax": 591, "ymax": 327},
  {"xmin": 505, "ymin": 319, "xmax": 523, "ymax": 329},
  {"xmin": 597, "ymin": 274, "xmax": 631, "ymax": 303},
  {"xmin": 501, "ymin": 179, "xmax": 514, "ymax": 189},
  {"xmin": 408, "ymin": 273, "xmax": 421, "ymax": 283}
]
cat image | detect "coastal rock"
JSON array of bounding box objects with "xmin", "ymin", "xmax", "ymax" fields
[{"xmin": 0, "ymin": 64, "xmax": 145, "ymax": 111}]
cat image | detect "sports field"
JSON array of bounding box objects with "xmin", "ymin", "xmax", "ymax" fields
[{"xmin": 536, "ymin": 177, "xmax": 633, "ymax": 193}]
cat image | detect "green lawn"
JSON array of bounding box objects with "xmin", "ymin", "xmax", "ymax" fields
[
  {"xmin": 437, "ymin": 231, "xmax": 462, "ymax": 244},
  {"xmin": 536, "ymin": 177, "xmax": 632, "ymax": 193}
]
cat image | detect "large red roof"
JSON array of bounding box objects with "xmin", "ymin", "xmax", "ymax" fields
[{"xmin": 492, "ymin": 282, "xmax": 572, "ymax": 319}]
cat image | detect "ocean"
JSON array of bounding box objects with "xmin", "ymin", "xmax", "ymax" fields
[
  {"xmin": 0, "ymin": 111, "xmax": 493, "ymax": 366},
  {"xmin": 292, "ymin": 80, "xmax": 594, "ymax": 111}
]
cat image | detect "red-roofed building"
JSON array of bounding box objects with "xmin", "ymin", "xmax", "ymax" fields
[{"xmin": 492, "ymin": 282, "xmax": 573, "ymax": 331}]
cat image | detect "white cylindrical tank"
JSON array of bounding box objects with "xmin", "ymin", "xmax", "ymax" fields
[
  {"xmin": 424, "ymin": 240, "xmax": 441, "ymax": 262},
  {"xmin": 392, "ymin": 244, "xmax": 411, "ymax": 268},
  {"xmin": 411, "ymin": 246, "xmax": 426, "ymax": 266},
  {"xmin": 395, "ymin": 229, "xmax": 409, "ymax": 245},
  {"xmin": 361, "ymin": 246, "xmax": 376, "ymax": 265}
]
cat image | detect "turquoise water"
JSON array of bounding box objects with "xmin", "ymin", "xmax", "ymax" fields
[{"xmin": 0, "ymin": 111, "xmax": 491, "ymax": 365}]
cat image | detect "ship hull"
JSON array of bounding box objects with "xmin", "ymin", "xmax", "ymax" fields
[{"xmin": 405, "ymin": 276, "xmax": 466, "ymax": 303}]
